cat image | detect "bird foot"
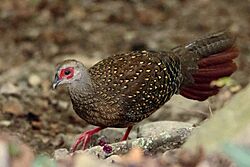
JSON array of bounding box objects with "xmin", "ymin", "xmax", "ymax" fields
[
  {"xmin": 121, "ymin": 126, "xmax": 133, "ymax": 141},
  {"xmin": 70, "ymin": 127, "xmax": 103, "ymax": 152}
]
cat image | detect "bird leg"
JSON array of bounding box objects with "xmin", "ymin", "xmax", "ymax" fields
[
  {"xmin": 121, "ymin": 126, "xmax": 133, "ymax": 141},
  {"xmin": 70, "ymin": 126, "xmax": 132, "ymax": 152},
  {"xmin": 70, "ymin": 127, "xmax": 105, "ymax": 152}
]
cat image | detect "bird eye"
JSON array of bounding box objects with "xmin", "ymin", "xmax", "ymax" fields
[{"xmin": 64, "ymin": 70, "xmax": 71, "ymax": 75}]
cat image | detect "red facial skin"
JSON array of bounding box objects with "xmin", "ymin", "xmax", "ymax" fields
[{"xmin": 59, "ymin": 67, "xmax": 74, "ymax": 80}]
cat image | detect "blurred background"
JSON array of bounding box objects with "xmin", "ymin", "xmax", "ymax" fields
[{"xmin": 0, "ymin": 0, "xmax": 249, "ymax": 156}]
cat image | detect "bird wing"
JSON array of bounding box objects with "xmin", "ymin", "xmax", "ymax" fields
[{"xmin": 89, "ymin": 50, "xmax": 181, "ymax": 124}]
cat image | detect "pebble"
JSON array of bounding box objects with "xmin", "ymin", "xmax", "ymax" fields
[
  {"xmin": 51, "ymin": 135, "xmax": 64, "ymax": 147},
  {"xmin": 28, "ymin": 74, "xmax": 41, "ymax": 87},
  {"xmin": 41, "ymin": 137, "xmax": 50, "ymax": 144},
  {"xmin": 57, "ymin": 100, "xmax": 69, "ymax": 110},
  {"xmin": 54, "ymin": 148, "xmax": 69, "ymax": 160},
  {"xmin": 24, "ymin": 28, "xmax": 40, "ymax": 40},
  {"xmin": 2, "ymin": 97, "xmax": 25, "ymax": 116},
  {"xmin": 0, "ymin": 83, "xmax": 20, "ymax": 95},
  {"xmin": 0, "ymin": 120, "xmax": 12, "ymax": 127}
]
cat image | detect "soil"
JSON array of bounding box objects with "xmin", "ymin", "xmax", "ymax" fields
[{"xmin": 0, "ymin": 0, "xmax": 249, "ymax": 156}]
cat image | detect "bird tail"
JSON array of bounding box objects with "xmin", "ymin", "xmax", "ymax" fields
[{"xmin": 173, "ymin": 30, "xmax": 239, "ymax": 101}]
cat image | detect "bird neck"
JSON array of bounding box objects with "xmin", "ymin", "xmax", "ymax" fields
[{"xmin": 67, "ymin": 70, "xmax": 94, "ymax": 96}]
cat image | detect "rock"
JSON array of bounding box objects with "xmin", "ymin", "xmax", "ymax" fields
[
  {"xmin": 2, "ymin": 97, "xmax": 25, "ymax": 116},
  {"xmin": 0, "ymin": 120, "xmax": 12, "ymax": 127},
  {"xmin": 57, "ymin": 100, "xmax": 69, "ymax": 110},
  {"xmin": 0, "ymin": 83, "xmax": 20, "ymax": 95},
  {"xmin": 31, "ymin": 121, "xmax": 43, "ymax": 129},
  {"xmin": 51, "ymin": 134, "xmax": 64, "ymax": 147},
  {"xmin": 41, "ymin": 136, "xmax": 50, "ymax": 144},
  {"xmin": 84, "ymin": 126, "xmax": 193, "ymax": 159},
  {"xmin": 137, "ymin": 121, "xmax": 193, "ymax": 138},
  {"xmin": 24, "ymin": 29, "xmax": 40, "ymax": 40},
  {"xmin": 60, "ymin": 132, "xmax": 78, "ymax": 148},
  {"xmin": 28, "ymin": 74, "xmax": 41, "ymax": 87},
  {"xmin": 54, "ymin": 148, "xmax": 69, "ymax": 160},
  {"xmin": 66, "ymin": 6, "xmax": 86, "ymax": 21}
]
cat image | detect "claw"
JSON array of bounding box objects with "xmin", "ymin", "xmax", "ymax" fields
[
  {"xmin": 70, "ymin": 127, "xmax": 104, "ymax": 152},
  {"xmin": 82, "ymin": 132, "xmax": 91, "ymax": 150}
]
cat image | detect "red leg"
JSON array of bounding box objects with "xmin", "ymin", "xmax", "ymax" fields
[
  {"xmin": 121, "ymin": 126, "xmax": 133, "ymax": 141},
  {"xmin": 70, "ymin": 127, "xmax": 105, "ymax": 152}
]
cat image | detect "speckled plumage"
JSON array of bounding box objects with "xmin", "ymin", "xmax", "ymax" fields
[
  {"xmin": 70, "ymin": 50, "xmax": 182, "ymax": 127},
  {"xmin": 64, "ymin": 30, "xmax": 237, "ymax": 128}
]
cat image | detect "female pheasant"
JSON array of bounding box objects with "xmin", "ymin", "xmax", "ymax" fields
[{"xmin": 52, "ymin": 30, "xmax": 239, "ymax": 152}]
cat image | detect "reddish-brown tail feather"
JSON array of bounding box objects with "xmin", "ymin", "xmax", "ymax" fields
[{"xmin": 180, "ymin": 47, "xmax": 239, "ymax": 101}]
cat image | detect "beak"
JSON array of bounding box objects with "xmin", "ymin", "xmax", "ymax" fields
[{"xmin": 52, "ymin": 74, "xmax": 61, "ymax": 89}]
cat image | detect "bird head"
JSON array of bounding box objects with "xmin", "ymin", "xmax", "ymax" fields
[{"xmin": 52, "ymin": 59, "xmax": 85, "ymax": 89}]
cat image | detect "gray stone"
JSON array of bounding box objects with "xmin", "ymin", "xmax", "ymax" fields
[
  {"xmin": 54, "ymin": 148, "xmax": 69, "ymax": 160},
  {"xmin": 0, "ymin": 120, "xmax": 12, "ymax": 127},
  {"xmin": 28, "ymin": 74, "xmax": 41, "ymax": 87},
  {"xmin": 2, "ymin": 97, "xmax": 25, "ymax": 116},
  {"xmin": 57, "ymin": 100, "xmax": 69, "ymax": 110},
  {"xmin": 137, "ymin": 121, "xmax": 193, "ymax": 138},
  {"xmin": 0, "ymin": 83, "xmax": 20, "ymax": 95}
]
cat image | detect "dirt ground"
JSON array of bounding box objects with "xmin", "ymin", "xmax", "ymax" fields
[{"xmin": 0, "ymin": 0, "xmax": 250, "ymax": 157}]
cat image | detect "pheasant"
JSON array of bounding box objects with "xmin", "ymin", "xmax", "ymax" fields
[{"xmin": 52, "ymin": 30, "xmax": 239, "ymax": 152}]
